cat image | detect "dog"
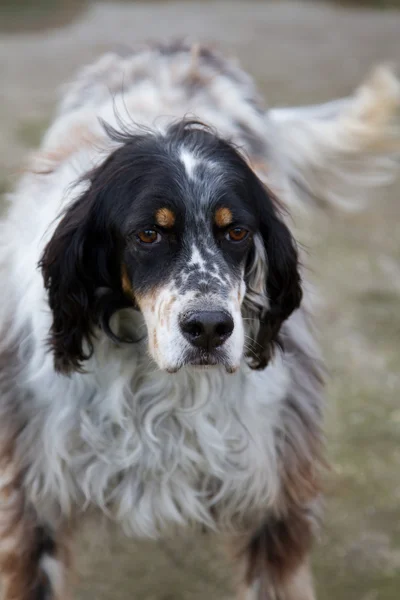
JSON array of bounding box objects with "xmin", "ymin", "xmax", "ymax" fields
[{"xmin": 0, "ymin": 42, "xmax": 398, "ymax": 600}]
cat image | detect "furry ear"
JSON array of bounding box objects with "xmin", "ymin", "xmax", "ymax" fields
[
  {"xmin": 244, "ymin": 181, "xmax": 302, "ymax": 370},
  {"xmin": 39, "ymin": 187, "xmax": 128, "ymax": 374}
]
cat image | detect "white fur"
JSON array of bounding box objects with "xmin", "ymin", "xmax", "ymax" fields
[
  {"xmin": 180, "ymin": 148, "xmax": 199, "ymax": 179},
  {"xmin": 188, "ymin": 244, "xmax": 207, "ymax": 272},
  {"xmin": 40, "ymin": 555, "xmax": 65, "ymax": 598}
]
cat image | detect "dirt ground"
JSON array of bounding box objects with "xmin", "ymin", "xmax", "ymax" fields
[{"xmin": 0, "ymin": 1, "xmax": 400, "ymax": 599}]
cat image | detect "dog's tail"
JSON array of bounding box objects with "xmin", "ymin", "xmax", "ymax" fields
[{"xmin": 268, "ymin": 65, "xmax": 400, "ymax": 210}]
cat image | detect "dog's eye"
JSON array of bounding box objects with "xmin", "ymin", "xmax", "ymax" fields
[
  {"xmin": 137, "ymin": 230, "xmax": 161, "ymax": 244},
  {"xmin": 226, "ymin": 227, "xmax": 249, "ymax": 242}
]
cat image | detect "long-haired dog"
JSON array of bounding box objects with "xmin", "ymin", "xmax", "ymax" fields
[{"xmin": 0, "ymin": 42, "xmax": 399, "ymax": 600}]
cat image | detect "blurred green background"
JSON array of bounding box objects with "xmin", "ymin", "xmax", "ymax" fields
[
  {"xmin": 0, "ymin": 1, "xmax": 399, "ymax": 599},
  {"xmin": 1, "ymin": 0, "xmax": 400, "ymax": 32}
]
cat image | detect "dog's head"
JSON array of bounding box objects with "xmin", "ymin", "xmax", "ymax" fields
[{"xmin": 40, "ymin": 121, "xmax": 302, "ymax": 374}]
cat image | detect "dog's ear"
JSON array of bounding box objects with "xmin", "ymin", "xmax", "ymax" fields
[
  {"xmin": 40, "ymin": 183, "xmax": 128, "ymax": 374},
  {"xmin": 244, "ymin": 175, "xmax": 302, "ymax": 369},
  {"xmin": 40, "ymin": 131, "xmax": 160, "ymax": 374}
]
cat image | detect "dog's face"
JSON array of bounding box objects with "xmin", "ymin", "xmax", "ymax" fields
[
  {"xmin": 123, "ymin": 190, "xmax": 250, "ymax": 373},
  {"xmin": 41, "ymin": 121, "xmax": 302, "ymax": 374}
]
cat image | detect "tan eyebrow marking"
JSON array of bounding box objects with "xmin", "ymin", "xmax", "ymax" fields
[
  {"xmin": 215, "ymin": 207, "xmax": 233, "ymax": 228},
  {"xmin": 155, "ymin": 207, "xmax": 176, "ymax": 228}
]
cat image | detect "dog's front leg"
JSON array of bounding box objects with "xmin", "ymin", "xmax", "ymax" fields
[
  {"xmin": 237, "ymin": 562, "xmax": 315, "ymax": 600},
  {"xmin": 227, "ymin": 507, "xmax": 317, "ymax": 600},
  {"xmin": 0, "ymin": 461, "xmax": 71, "ymax": 600}
]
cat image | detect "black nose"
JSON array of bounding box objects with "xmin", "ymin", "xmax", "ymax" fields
[{"xmin": 180, "ymin": 311, "xmax": 234, "ymax": 350}]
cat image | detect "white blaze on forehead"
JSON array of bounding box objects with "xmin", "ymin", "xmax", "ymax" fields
[
  {"xmin": 180, "ymin": 148, "xmax": 198, "ymax": 179},
  {"xmin": 189, "ymin": 244, "xmax": 206, "ymax": 272}
]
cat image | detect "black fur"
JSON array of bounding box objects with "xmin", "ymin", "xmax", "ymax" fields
[{"xmin": 245, "ymin": 176, "xmax": 302, "ymax": 369}]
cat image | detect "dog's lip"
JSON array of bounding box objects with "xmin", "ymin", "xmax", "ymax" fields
[
  {"xmin": 188, "ymin": 354, "xmax": 219, "ymax": 367},
  {"xmin": 166, "ymin": 352, "xmax": 239, "ymax": 374}
]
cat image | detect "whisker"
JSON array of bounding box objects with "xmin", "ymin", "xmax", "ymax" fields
[
  {"xmin": 244, "ymin": 334, "xmax": 264, "ymax": 350},
  {"xmin": 243, "ymin": 342, "xmax": 258, "ymax": 359}
]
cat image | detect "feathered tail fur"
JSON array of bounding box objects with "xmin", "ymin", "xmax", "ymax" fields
[{"xmin": 269, "ymin": 65, "xmax": 400, "ymax": 210}]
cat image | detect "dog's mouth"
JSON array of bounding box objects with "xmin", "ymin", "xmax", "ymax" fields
[
  {"xmin": 188, "ymin": 351, "xmax": 219, "ymax": 366},
  {"xmin": 166, "ymin": 350, "xmax": 238, "ymax": 374}
]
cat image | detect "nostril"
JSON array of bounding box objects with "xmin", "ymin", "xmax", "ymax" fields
[
  {"xmin": 183, "ymin": 320, "xmax": 203, "ymax": 339},
  {"xmin": 215, "ymin": 318, "xmax": 234, "ymax": 339}
]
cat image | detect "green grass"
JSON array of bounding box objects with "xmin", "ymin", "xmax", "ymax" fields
[
  {"xmin": 16, "ymin": 117, "xmax": 50, "ymax": 148},
  {"xmin": 0, "ymin": 0, "xmax": 88, "ymax": 32},
  {"xmin": 0, "ymin": 176, "xmax": 10, "ymax": 197},
  {"xmin": 1, "ymin": 0, "xmax": 399, "ymax": 35},
  {"xmin": 333, "ymin": 0, "xmax": 400, "ymax": 6}
]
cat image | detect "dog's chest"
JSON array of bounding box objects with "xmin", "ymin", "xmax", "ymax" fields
[{"xmin": 29, "ymin": 355, "xmax": 289, "ymax": 536}]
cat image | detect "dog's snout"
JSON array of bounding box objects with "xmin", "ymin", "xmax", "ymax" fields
[{"xmin": 180, "ymin": 311, "xmax": 234, "ymax": 350}]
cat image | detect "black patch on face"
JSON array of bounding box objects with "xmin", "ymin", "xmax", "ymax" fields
[
  {"xmin": 41, "ymin": 119, "xmax": 301, "ymax": 373},
  {"xmin": 109, "ymin": 122, "xmax": 258, "ymax": 299}
]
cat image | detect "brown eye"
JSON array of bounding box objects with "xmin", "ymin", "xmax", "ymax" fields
[
  {"xmin": 137, "ymin": 229, "xmax": 161, "ymax": 244},
  {"xmin": 226, "ymin": 227, "xmax": 249, "ymax": 242}
]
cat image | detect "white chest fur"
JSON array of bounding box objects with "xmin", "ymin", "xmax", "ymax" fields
[{"xmin": 21, "ymin": 334, "xmax": 289, "ymax": 537}]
